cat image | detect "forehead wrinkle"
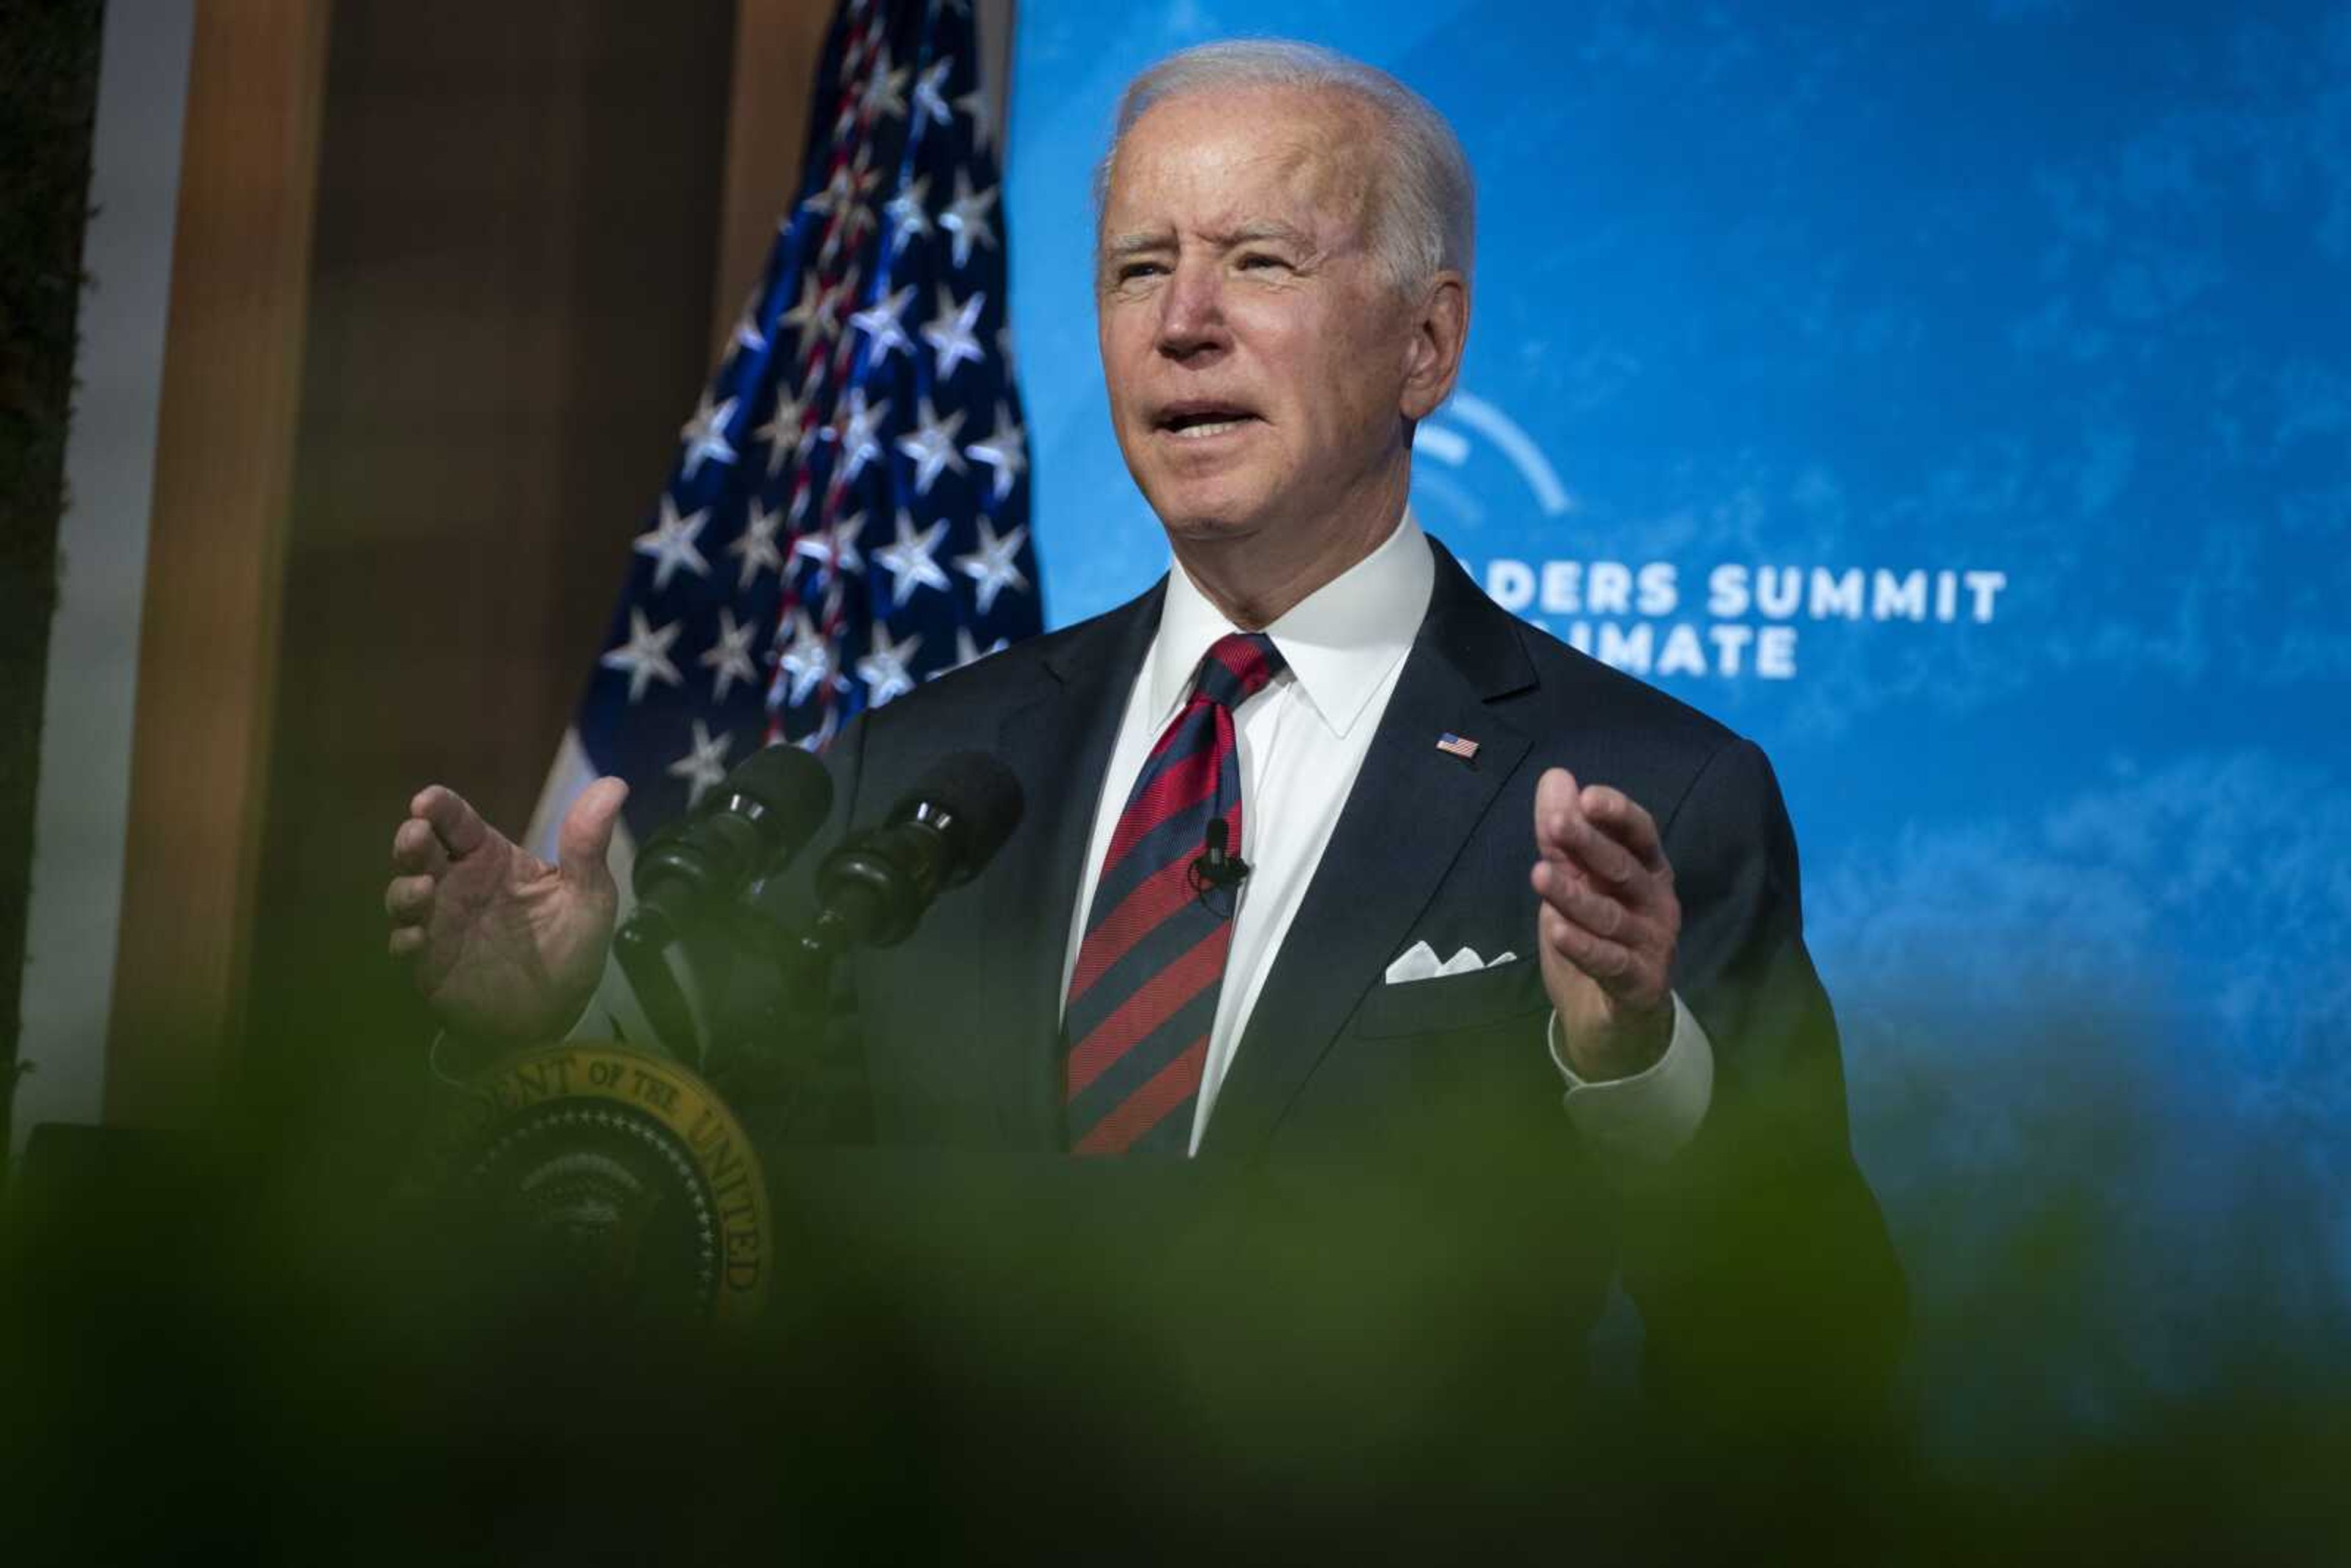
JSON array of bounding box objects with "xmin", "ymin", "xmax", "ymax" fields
[{"xmin": 1100, "ymin": 91, "xmax": 1384, "ymax": 264}]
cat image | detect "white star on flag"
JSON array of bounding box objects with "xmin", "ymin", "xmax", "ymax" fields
[
  {"xmin": 966, "ymin": 399, "xmax": 1027, "ymax": 502},
  {"xmin": 678, "ymin": 391, "xmax": 738, "ymax": 481},
  {"xmin": 776, "ymin": 609, "xmax": 841, "ymax": 707},
  {"xmin": 778, "ymin": 273, "xmax": 842, "ymax": 343},
  {"xmin": 727, "ymin": 498, "xmax": 784, "ymax": 590},
  {"xmin": 855, "ymin": 622, "xmax": 923, "ymax": 707},
  {"xmin": 873, "ymin": 509, "xmax": 952, "ymax": 606},
  {"xmin": 792, "ymin": 510, "xmax": 868, "ymax": 578},
  {"xmin": 954, "ymin": 517, "xmax": 1029, "ymax": 613},
  {"xmin": 755, "ymin": 380, "xmax": 816, "ymax": 476},
  {"xmin": 730, "ymin": 294, "xmax": 768, "ymax": 356},
  {"xmin": 699, "ymin": 607, "xmax": 760, "ymax": 702},
  {"xmin": 913, "ymin": 58, "xmax": 956, "ymax": 129},
  {"xmin": 896, "ymin": 396, "xmax": 968, "ymax": 493},
  {"xmin": 633, "ymin": 495, "xmax": 711, "ymax": 591},
  {"xmin": 955, "ymin": 625, "xmax": 1009, "ymax": 667},
  {"xmin": 600, "ymin": 608, "xmax": 684, "ymax": 702},
  {"xmin": 858, "ymin": 48, "xmax": 910, "ymax": 124},
  {"xmin": 667, "ymin": 719, "xmax": 733, "ymax": 808},
  {"xmin": 883, "ymin": 173, "xmax": 932, "ymax": 247},
  {"xmin": 940, "ymin": 168, "xmax": 999, "ymax": 269},
  {"xmin": 849, "ymin": 283, "xmax": 917, "ymax": 366},
  {"xmin": 954, "ymin": 83, "xmax": 993, "ymax": 152},
  {"xmin": 834, "ymin": 387, "xmax": 893, "ymax": 481},
  {"xmin": 920, "ymin": 285, "xmax": 987, "ymax": 380},
  {"xmin": 802, "ymin": 157, "xmax": 877, "ymax": 225}
]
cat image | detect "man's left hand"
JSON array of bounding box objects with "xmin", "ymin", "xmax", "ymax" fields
[{"xmin": 1529, "ymin": 767, "xmax": 1682, "ymax": 1081}]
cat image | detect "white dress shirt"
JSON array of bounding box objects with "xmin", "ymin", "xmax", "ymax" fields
[{"xmin": 1058, "ymin": 511, "xmax": 1713, "ymax": 1160}]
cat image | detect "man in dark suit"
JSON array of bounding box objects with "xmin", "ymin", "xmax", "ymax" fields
[{"xmin": 387, "ymin": 39, "xmax": 1900, "ymax": 1435}]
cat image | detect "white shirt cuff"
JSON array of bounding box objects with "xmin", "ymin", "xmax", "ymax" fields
[{"xmin": 1547, "ymin": 991, "xmax": 1714, "ymax": 1167}]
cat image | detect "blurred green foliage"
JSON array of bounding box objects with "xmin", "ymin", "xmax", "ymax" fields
[{"xmin": 3, "ymin": 997, "xmax": 2346, "ymax": 1560}]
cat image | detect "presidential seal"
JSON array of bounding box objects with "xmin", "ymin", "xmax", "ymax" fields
[{"xmin": 422, "ymin": 1043, "xmax": 771, "ymax": 1322}]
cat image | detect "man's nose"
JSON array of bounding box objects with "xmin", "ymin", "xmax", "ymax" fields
[{"xmin": 1153, "ymin": 259, "xmax": 1228, "ymax": 361}]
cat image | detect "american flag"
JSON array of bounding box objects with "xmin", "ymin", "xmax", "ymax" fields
[
  {"xmin": 1434, "ymin": 732, "xmax": 1480, "ymax": 761},
  {"xmin": 541, "ymin": 0, "xmax": 1041, "ymax": 853}
]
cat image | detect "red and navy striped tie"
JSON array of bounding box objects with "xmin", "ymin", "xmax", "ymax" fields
[{"xmin": 1063, "ymin": 632, "xmax": 1286, "ymax": 1156}]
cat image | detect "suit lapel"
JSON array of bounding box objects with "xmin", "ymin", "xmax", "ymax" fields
[
  {"xmin": 972, "ymin": 583, "xmax": 1166, "ymax": 1147},
  {"xmin": 1200, "ymin": 544, "xmax": 1535, "ymax": 1159}
]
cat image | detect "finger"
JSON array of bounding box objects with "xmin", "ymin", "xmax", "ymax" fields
[
  {"xmin": 384, "ymin": 873, "xmax": 436, "ymax": 924},
  {"xmin": 1531, "ymin": 860, "xmax": 1659, "ymax": 952},
  {"xmin": 388, "ymin": 926, "xmax": 426, "ymax": 961},
  {"xmin": 391, "ymin": 816, "xmax": 449, "ymax": 876},
  {"xmin": 1578, "ymin": 783, "xmax": 1668, "ymax": 874},
  {"xmin": 1546, "ymin": 801, "xmax": 1648, "ymax": 890},
  {"xmin": 1540, "ymin": 901, "xmax": 1635, "ymax": 986},
  {"xmin": 556, "ymin": 776, "xmax": 629, "ymax": 888},
  {"xmin": 412, "ymin": 785, "xmax": 489, "ymax": 860},
  {"xmin": 1532, "ymin": 767, "xmax": 1582, "ymax": 857},
  {"xmin": 1539, "ymin": 901, "xmax": 1662, "ymax": 1003}
]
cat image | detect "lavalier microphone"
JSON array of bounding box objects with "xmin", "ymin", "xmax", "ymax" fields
[{"xmin": 1188, "ymin": 819, "xmax": 1250, "ymax": 893}]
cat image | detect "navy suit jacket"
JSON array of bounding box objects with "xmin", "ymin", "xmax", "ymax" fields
[{"xmin": 738, "ymin": 538, "xmax": 1903, "ymax": 1422}]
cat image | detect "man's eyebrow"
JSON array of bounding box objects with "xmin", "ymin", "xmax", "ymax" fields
[
  {"xmin": 1101, "ymin": 230, "xmax": 1173, "ymax": 260},
  {"xmin": 1212, "ymin": 220, "xmax": 1315, "ymax": 249},
  {"xmin": 1100, "ymin": 221, "xmax": 1318, "ymax": 260}
]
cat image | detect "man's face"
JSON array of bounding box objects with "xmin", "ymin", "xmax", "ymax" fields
[{"xmin": 1095, "ymin": 87, "xmax": 1433, "ymax": 553}]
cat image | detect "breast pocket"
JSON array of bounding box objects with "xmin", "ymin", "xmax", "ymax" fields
[{"xmin": 1350, "ymin": 956, "xmax": 1550, "ymax": 1040}]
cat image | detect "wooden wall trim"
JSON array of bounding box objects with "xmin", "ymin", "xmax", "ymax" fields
[{"xmin": 106, "ymin": 0, "xmax": 332, "ymax": 1128}]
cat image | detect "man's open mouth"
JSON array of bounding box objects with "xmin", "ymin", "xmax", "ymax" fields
[{"xmin": 1156, "ymin": 402, "xmax": 1258, "ymax": 440}]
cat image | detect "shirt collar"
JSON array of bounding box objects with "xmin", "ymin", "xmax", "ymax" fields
[{"xmin": 1146, "ymin": 508, "xmax": 1434, "ymax": 738}]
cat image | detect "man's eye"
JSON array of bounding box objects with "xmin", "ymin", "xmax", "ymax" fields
[
  {"xmin": 1237, "ymin": 253, "xmax": 1288, "ymax": 271},
  {"xmin": 1117, "ymin": 261, "xmax": 1164, "ymax": 283}
]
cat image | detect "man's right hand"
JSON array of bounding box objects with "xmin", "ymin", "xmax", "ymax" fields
[{"xmin": 384, "ymin": 778, "xmax": 629, "ymax": 1048}]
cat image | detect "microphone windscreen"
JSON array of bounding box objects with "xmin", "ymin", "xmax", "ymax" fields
[
  {"xmin": 717, "ymin": 743, "xmax": 835, "ymax": 858},
  {"xmin": 896, "ymin": 751, "xmax": 1025, "ymax": 874}
]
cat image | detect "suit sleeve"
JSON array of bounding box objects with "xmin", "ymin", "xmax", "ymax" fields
[{"xmin": 1617, "ymin": 735, "xmax": 1908, "ymax": 1438}]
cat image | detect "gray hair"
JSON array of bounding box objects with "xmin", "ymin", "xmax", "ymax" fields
[{"xmin": 1095, "ymin": 39, "xmax": 1475, "ymax": 291}]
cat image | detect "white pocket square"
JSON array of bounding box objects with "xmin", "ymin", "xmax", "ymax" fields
[{"xmin": 1384, "ymin": 942, "xmax": 1518, "ymax": 985}]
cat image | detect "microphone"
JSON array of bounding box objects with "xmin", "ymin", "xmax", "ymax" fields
[
  {"xmin": 701, "ymin": 752, "xmax": 1022, "ymax": 1096},
  {"xmin": 613, "ymin": 746, "xmax": 833, "ymax": 1062},
  {"xmin": 1188, "ymin": 819, "xmax": 1250, "ymax": 892},
  {"xmin": 814, "ymin": 751, "xmax": 1024, "ymax": 948},
  {"xmin": 621, "ymin": 744, "xmax": 836, "ymax": 947}
]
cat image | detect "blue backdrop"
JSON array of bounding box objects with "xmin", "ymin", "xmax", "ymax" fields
[{"xmin": 1006, "ymin": 1, "xmax": 2351, "ymax": 1454}]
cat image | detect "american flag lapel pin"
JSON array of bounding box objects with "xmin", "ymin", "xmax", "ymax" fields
[{"xmin": 1435, "ymin": 732, "xmax": 1480, "ymax": 762}]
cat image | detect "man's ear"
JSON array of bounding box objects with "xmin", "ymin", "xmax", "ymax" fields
[{"xmin": 1400, "ymin": 271, "xmax": 1469, "ymax": 421}]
